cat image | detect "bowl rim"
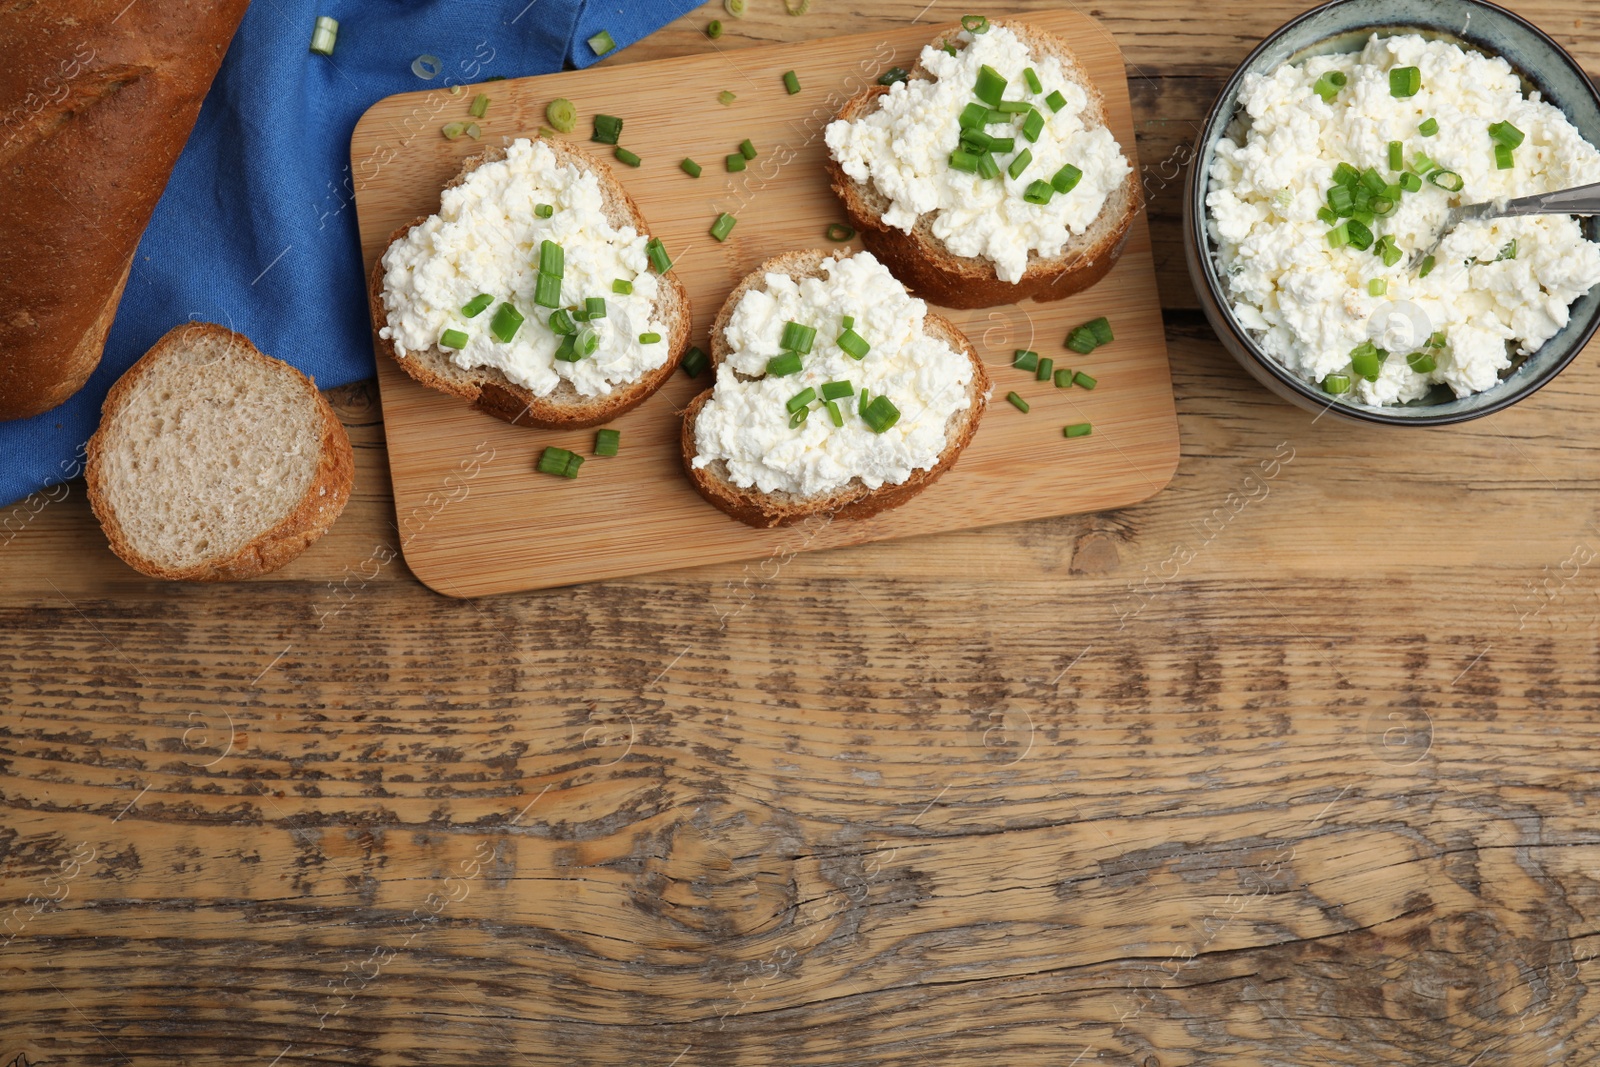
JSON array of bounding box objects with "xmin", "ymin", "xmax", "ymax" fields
[{"xmin": 1188, "ymin": 0, "xmax": 1600, "ymax": 426}]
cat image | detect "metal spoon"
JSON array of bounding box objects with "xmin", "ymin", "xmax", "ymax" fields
[{"xmin": 1413, "ymin": 181, "xmax": 1600, "ymax": 268}]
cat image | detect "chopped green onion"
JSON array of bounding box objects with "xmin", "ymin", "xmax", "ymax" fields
[
  {"xmin": 1036, "ymin": 356, "xmax": 1054, "ymax": 382},
  {"xmin": 948, "ymin": 149, "xmax": 981, "ymax": 173},
  {"xmin": 879, "ymin": 68, "xmax": 909, "ymax": 86},
  {"xmin": 470, "ymin": 94, "xmax": 490, "ymax": 119},
  {"xmin": 1073, "ymin": 371, "xmax": 1097, "ymax": 390},
  {"xmin": 489, "ymin": 302, "xmax": 524, "ymax": 343},
  {"xmin": 719, "ymin": 90, "xmax": 737, "ymax": 106},
  {"xmin": 639, "ymin": 332, "xmax": 661, "ymax": 344},
  {"xmin": 463, "ymin": 122, "xmax": 482, "ymax": 140},
  {"xmin": 1063, "ymin": 423, "xmax": 1093, "ymax": 438},
  {"xmin": 841, "ymin": 315, "xmax": 854, "ymax": 329},
  {"xmin": 826, "ymin": 400, "xmax": 844, "ymax": 427},
  {"xmin": 983, "ymin": 108, "xmax": 1008, "ymax": 126},
  {"xmin": 1389, "ymin": 66, "xmax": 1421, "ymax": 98},
  {"xmin": 1388, "ymin": 141, "xmax": 1404, "ymax": 171},
  {"xmin": 766, "ymin": 352, "xmax": 803, "ymax": 377},
  {"xmin": 539, "ymin": 240, "xmax": 564, "ymax": 276},
  {"xmin": 1312, "ymin": 71, "xmax": 1346, "ymax": 102},
  {"xmin": 783, "ymin": 70, "xmax": 801, "ymax": 95},
  {"xmin": 996, "ymin": 101, "xmax": 1033, "ymax": 114},
  {"xmin": 1495, "ymin": 239, "xmax": 1518, "ymax": 261},
  {"xmin": 862, "ymin": 395, "xmax": 900, "ymax": 433},
  {"xmin": 788, "ymin": 406, "xmax": 809, "ymax": 429},
  {"xmin": 726, "ymin": 153, "xmax": 747, "ymax": 172},
  {"xmin": 858, "ymin": 388, "xmax": 870, "ymax": 416},
  {"xmin": 1045, "ymin": 89, "xmax": 1066, "ymax": 112},
  {"xmin": 1406, "ymin": 351, "xmax": 1437, "ymax": 374},
  {"xmin": 1399, "ymin": 172, "xmax": 1422, "ymax": 193},
  {"xmin": 537, "ymin": 447, "xmax": 582, "ymax": 478},
  {"xmin": 1427, "ymin": 169, "xmax": 1464, "ymax": 192},
  {"xmin": 821, "ymin": 380, "xmax": 854, "ymax": 401},
  {"xmin": 826, "ymin": 223, "xmax": 856, "ymax": 242},
  {"xmin": 1419, "ymin": 255, "xmax": 1436, "ymax": 278},
  {"xmin": 1317, "ymin": 206, "xmax": 1338, "ymax": 225},
  {"xmin": 1054, "ymin": 368, "xmax": 1074, "ymax": 389},
  {"xmin": 780, "ymin": 321, "xmax": 816, "ymax": 353},
  {"xmin": 1360, "ymin": 167, "xmax": 1388, "ymax": 196},
  {"xmin": 1322, "ymin": 374, "xmax": 1352, "ymax": 395},
  {"xmin": 614, "ymin": 147, "xmax": 641, "ymax": 167},
  {"xmin": 585, "ymin": 296, "xmax": 606, "ymax": 320},
  {"xmin": 1023, "ymin": 179, "xmax": 1054, "ymax": 205},
  {"xmin": 535, "ymin": 203, "xmax": 555, "ymax": 219},
  {"xmin": 461, "ymin": 293, "xmax": 494, "ymax": 318},
  {"xmin": 647, "ymin": 237, "xmax": 671, "ymax": 273},
  {"xmin": 613, "ymin": 278, "xmax": 633, "ymax": 295},
  {"xmin": 1419, "ymin": 117, "xmax": 1439, "ymax": 137},
  {"xmin": 575, "ymin": 325, "xmax": 600, "ymax": 357},
  {"xmin": 1427, "ymin": 331, "xmax": 1447, "ymax": 349},
  {"xmin": 1412, "ymin": 151, "xmax": 1438, "ymax": 176},
  {"xmin": 1013, "ymin": 349, "xmax": 1039, "ymax": 371},
  {"xmin": 1052, "ymin": 164, "xmax": 1082, "ymax": 194},
  {"xmin": 1024, "ymin": 67, "xmax": 1042, "ymax": 95},
  {"xmin": 442, "ymin": 122, "xmax": 467, "ymax": 141},
  {"xmin": 548, "ymin": 308, "xmax": 577, "ymax": 335},
  {"xmin": 1371, "ymin": 196, "xmax": 1397, "ymax": 217},
  {"xmin": 1488, "ymin": 120, "xmax": 1525, "ymax": 148},
  {"xmin": 534, "ymin": 273, "xmax": 562, "ymax": 308},
  {"xmin": 974, "ymin": 64, "xmax": 1007, "ymax": 106},
  {"xmin": 1021, "ymin": 108, "xmax": 1045, "ymax": 143},
  {"xmin": 1065, "ymin": 328, "xmax": 1097, "ymax": 355},
  {"xmin": 1327, "ymin": 185, "xmax": 1355, "ymax": 215},
  {"xmin": 547, "ymin": 97, "xmax": 579, "ymax": 133},
  {"xmin": 588, "ymin": 30, "xmax": 616, "ymax": 57},
  {"xmin": 1327, "ymin": 222, "xmax": 1350, "ymax": 249},
  {"xmin": 1374, "ymin": 235, "xmax": 1403, "ymax": 267},
  {"xmin": 1007, "ymin": 148, "xmax": 1033, "ymax": 180},
  {"xmin": 706, "ymin": 19, "xmax": 723, "ymax": 39},
  {"xmin": 1494, "ymin": 143, "xmax": 1515, "ymax": 170},
  {"xmin": 958, "ymin": 102, "xmax": 989, "ymax": 130},
  {"xmin": 1345, "ymin": 218, "xmax": 1374, "ymax": 251},
  {"xmin": 1332, "ymin": 162, "xmax": 1361, "ymax": 187},
  {"xmin": 439, "ymin": 329, "xmax": 469, "ymax": 350},
  {"xmin": 984, "ymin": 136, "xmax": 1015, "ymax": 154},
  {"xmin": 837, "ymin": 329, "xmax": 870, "ymax": 360},
  {"xmin": 1006, "ymin": 392, "xmax": 1030, "ymax": 413},
  {"xmin": 739, "ymin": 139, "xmax": 758, "ymax": 160},
  {"xmin": 1350, "ymin": 341, "xmax": 1384, "ymax": 381},
  {"xmin": 682, "ymin": 346, "xmax": 709, "ymax": 378},
  {"xmin": 571, "ymin": 306, "xmax": 591, "ymax": 323},
  {"xmin": 1369, "ymin": 278, "xmax": 1387, "ymax": 296},
  {"xmin": 976, "ymin": 152, "xmax": 1001, "ymax": 180},
  {"xmin": 725, "ymin": 0, "xmax": 746, "ymax": 15},
  {"xmin": 962, "ymin": 14, "xmax": 990, "ymax": 33},
  {"xmin": 944, "ymin": 43, "xmax": 958, "ymax": 57},
  {"xmin": 786, "ymin": 387, "xmax": 817, "ymax": 413},
  {"xmin": 1086, "ymin": 318, "xmax": 1113, "ymax": 345},
  {"xmin": 594, "ymin": 429, "xmax": 621, "ymax": 456},
  {"xmin": 592, "ymin": 114, "xmax": 623, "ymax": 145},
  {"xmin": 710, "ymin": 212, "xmax": 738, "ymax": 241},
  {"xmin": 681, "ymin": 158, "xmax": 702, "ymax": 178},
  {"xmin": 310, "ymin": 16, "xmax": 339, "ymax": 56}
]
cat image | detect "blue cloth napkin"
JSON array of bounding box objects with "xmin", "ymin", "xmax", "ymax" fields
[{"xmin": 1, "ymin": 0, "xmax": 699, "ymax": 507}]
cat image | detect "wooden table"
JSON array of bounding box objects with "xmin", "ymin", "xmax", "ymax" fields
[{"xmin": 4, "ymin": 1, "xmax": 1599, "ymax": 1063}]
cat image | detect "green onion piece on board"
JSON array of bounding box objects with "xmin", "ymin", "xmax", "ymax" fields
[
  {"xmin": 310, "ymin": 16, "xmax": 339, "ymax": 56},
  {"xmin": 592, "ymin": 114, "xmax": 623, "ymax": 144},
  {"xmin": 681, "ymin": 158, "xmax": 702, "ymax": 178},
  {"xmin": 1036, "ymin": 356, "xmax": 1054, "ymax": 382},
  {"xmin": 588, "ymin": 30, "xmax": 616, "ymax": 56},
  {"xmin": 739, "ymin": 139, "xmax": 758, "ymax": 160},
  {"xmin": 439, "ymin": 329, "xmax": 469, "ymax": 350},
  {"xmin": 783, "ymin": 70, "xmax": 801, "ymax": 95},
  {"xmin": 826, "ymin": 223, "xmax": 856, "ymax": 242},
  {"xmin": 1085, "ymin": 317, "xmax": 1114, "ymax": 345},
  {"xmin": 726, "ymin": 153, "xmax": 747, "ymax": 172},
  {"xmin": 682, "ymin": 346, "xmax": 709, "ymax": 378},
  {"xmin": 1006, "ymin": 392, "xmax": 1030, "ymax": 413},
  {"xmin": 594, "ymin": 429, "xmax": 621, "ymax": 456},
  {"xmin": 463, "ymin": 122, "xmax": 482, "ymax": 140},
  {"xmin": 442, "ymin": 122, "xmax": 467, "ymax": 141},
  {"xmin": 725, "ymin": 0, "xmax": 746, "ymax": 16},
  {"xmin": 1073, "ymin": 371, "xmax": 1098, "ymax": 390},
  {"xmin": 1063, "ymin": 423, "xmax": 1093, "ymax": 438},
  {"xmin": 461, "ymin": 293, "xmax": 494, "ymax": 318},
  {"xmin": 719, "ymin": 90, "xmax": 737, "ymax": 105},
  {"xmin": 766, "ymin": 352, "xmax": 803, "ymax": 377},
  {"xmin": 489, "ymin": 302, "xmax": 524, "ymax": 343},
  {"xmin": 1013, "ymin": 350, "xmax": 1039, "ymax": 371},
  {"xmin": 706, "ymin": 20, "xmax": 723, "ymax": 38},
  {"xmin": 710, "ymin": 213, "xmax": 738, "ymax": 241},
  {"xmin": 1065, "ymin": 328, "xmax": 1097, "ymax": 355},
  {"xmin": 1054, "ymin": 368, "xmax": 1074, "ymax": 389},
  {"xmin": 470, "ymin": 94, "xmax": 489, "ymax": 119},
  {"xmin": 537, "ymin": 447, "xmax": 582, "ymax": 478},
  {"xmin": 545, "ymin": 98, "xmax": 577, "ymax": 133},
  {"xmin": 614, "ymin": 147, "xmax": 641, "ymax": 167}
]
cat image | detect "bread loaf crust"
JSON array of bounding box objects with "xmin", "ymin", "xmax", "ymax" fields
[
  {"xmin": 0, "ymin": 0, "xmax": 252, "ymax": 422},
  {"xmin": 85, "ymin": 323, "xmax": 354, "ymax": 582}
]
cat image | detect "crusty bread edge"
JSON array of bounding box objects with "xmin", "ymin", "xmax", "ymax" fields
[
  {"xmin": 823, "ymin": 19, "xmax": 1143, "ymax": 309},
  {"xmin": 85, "ymin": 323, "xmax": 355, "ymax": 582},
  {"xmin": 680, "ymin": 250, "xmax": 989, "ymax": 529},
  {"xmin": 369, "ymin": 140, "xmax": 690, "ymax": 430}
]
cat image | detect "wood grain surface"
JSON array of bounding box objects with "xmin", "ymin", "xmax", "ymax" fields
[
  {"xmin": 353, "ymin": 12, "xmax": 1176, "ymax": 596},
  {"xmin": 5, "ymin": 0, "xmax": 1600, "ymax": 1064}
]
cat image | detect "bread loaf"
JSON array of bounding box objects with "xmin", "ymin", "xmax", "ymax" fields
[{"xmin": 0, "ymin": 0, "xmax": 252, "ymax": 422}]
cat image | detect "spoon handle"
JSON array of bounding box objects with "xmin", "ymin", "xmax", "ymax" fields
[{"xmin": 1500, "ymin": 181, "xmax": 1600, "ymax": 217}]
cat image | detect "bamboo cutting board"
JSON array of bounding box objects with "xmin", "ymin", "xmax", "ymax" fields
[{"xmin": 351, "ymin": 11, "xmax": 1178, "ymax": 598}]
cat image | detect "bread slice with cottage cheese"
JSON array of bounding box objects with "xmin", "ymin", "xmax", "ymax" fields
[
  {"xmin": 682, "ymin": 250, "xmax": 988, "ymax": 528},
  {"xmin": 369, "ymin": 138, "xmax": 690, "ymax": 430},
  {"xmin": 824, "ymin": 19, "xmax": 1141, "ymax": 309}
]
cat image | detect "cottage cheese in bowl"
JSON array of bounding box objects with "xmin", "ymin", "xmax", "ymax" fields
[{"xmin": 1206, "ymin": 34, "xmax": 1600, "ymax": 406}]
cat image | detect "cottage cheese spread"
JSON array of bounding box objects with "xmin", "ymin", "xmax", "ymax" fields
[
  {"xmin": 1207, "ymin": 35, "xmax": 1600, "ymax": 405},
  {"xmin": 691, "ymin": 252, "xmax": 975, "ymax": 497},
  {"xmin": 379, "ymin": 138, "xmax": 668, "ymax": 398},
  {"xmin": 824, "ymin": 24, "xmax": 1132, "ymax": 284}
]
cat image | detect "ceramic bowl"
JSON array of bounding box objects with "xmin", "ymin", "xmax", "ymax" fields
[{"xmin": 1182, "ymin": 0, "xmax": 1600, "ymax": 424}]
